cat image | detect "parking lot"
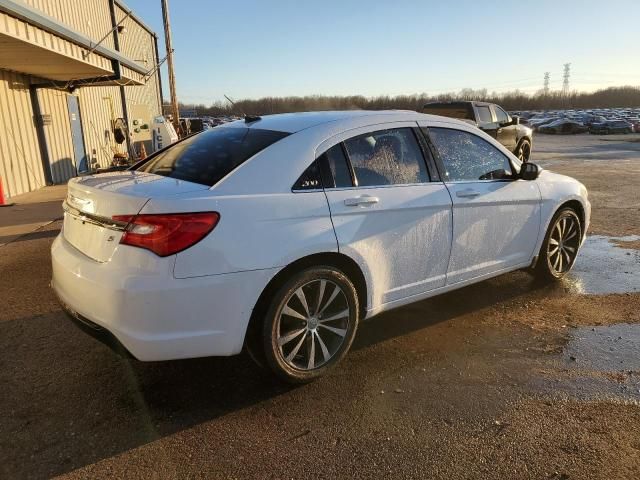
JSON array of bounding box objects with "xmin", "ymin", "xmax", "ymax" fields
[{"xmin": 1, "ymin": 133, "xmax": 639, "ymax": 479}]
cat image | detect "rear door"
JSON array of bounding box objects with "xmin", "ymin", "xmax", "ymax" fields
[
  {"xmin": 422, "ymin": 124, "xmax": 540, "ymax": 285},
  {"xmin": 319, "ymin": 124, "xmax": 453, "ymax": 308}
]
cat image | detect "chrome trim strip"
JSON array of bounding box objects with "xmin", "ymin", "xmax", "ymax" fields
[{"xmin": 62, "ymin": 202, "xmax": 128, "ymax": 231}]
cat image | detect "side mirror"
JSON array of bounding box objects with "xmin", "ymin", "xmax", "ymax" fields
[
  {"xmin": 520, "ymin": 162, "xmax": 540, "ymax": 180},
  {"xmin": 511, "ymin": 116, "xmax": 520, "ymax": 125}
]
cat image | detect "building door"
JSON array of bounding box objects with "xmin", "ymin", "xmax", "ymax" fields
[{"xmin": 66, "ymin": 95, "xmax": 88, "ymax": 173}]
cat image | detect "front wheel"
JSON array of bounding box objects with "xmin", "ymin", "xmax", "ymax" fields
[
  {"xmin": 259, "ymin": 267, "xmax": 359, "ymax": 383},
  {"xmin": 535, "ymin": 208, "xmax": 582, "ymax": 281},
  {"xmin": 516, "ymin": 139, "xmax": 531, "ymax": 162}
]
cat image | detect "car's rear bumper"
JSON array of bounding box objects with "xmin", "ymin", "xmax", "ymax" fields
[{"xmin": 51, "ymin": 234, "xmax": 278, "ymax": 361}]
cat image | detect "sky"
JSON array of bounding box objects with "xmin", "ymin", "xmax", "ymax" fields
[{"xmin": 124, "ymin": 0, "xmax": 640, "ymax": 105}]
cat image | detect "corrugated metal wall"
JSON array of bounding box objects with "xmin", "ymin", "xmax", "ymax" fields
[
  {"xmin": 0, "ymin": 10, "xmax": 114, "ymax": 76},
  {"xmin": 21, "ymin": 0, "xmax": 116, "ymax": 50},
  {"xmin": 37, "ymin": 88, "xmax": 76, "ymax": 183},
  {"xmin": 78, "ymin": 86, "xmax": 125, "ymax": 170},
  {"xmin": 0, "ymin": 71, "xmax": 45, "ymax": 198},
  {"xmin": 116, "ymin": 4, "xmax": 162, "ymax": 154},
  {"xmin": 0, "ymin": 1, "xmax": 163, "ymax": 196}
]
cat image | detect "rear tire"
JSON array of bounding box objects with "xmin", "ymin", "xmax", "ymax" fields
[
  {"xmin": 535, "ymin": 208, "xmax": 582, "ymax": 281},
  {"xmin": 256, "ymin": 266, "xmax": 359, "ymax": 383}
]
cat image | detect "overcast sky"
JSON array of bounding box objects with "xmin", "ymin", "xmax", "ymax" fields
[{"xmin": 124, "ymin": 0, "xmax": 640, "ymax": 104}]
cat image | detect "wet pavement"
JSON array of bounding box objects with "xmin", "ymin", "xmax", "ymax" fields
[{"xmin": 564, "ymin": 235, "xmax": 640, "ymax": 294}]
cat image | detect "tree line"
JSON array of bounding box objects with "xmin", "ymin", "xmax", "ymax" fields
[{"xmin": 176, "ymin": 86, "xmax": 640, "ymax": 116}]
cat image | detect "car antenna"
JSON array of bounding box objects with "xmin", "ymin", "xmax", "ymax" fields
[{"xmin": 223, "ymin": 94, "xmax": 260, "ymax": 123}]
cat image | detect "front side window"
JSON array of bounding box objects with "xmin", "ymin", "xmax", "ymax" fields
[
  {"xmin": 136, "ymin": 127, "xmax": 289, "ymax": 186},
  {"xmin": 343, "ymin": 128, "xmax": 428, "ymax": 187},
  {"xmin": 493, "ymin": 106, "xmax": 509, "ymax": 124},
  {"xmin": 428, "ymin": 128, "xmax": 512, "ymax": 182}
]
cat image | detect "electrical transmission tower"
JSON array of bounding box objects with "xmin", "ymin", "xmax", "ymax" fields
[
  {"xmin": 562, "ymin": 63, "xmax": 571, "ymax": 96},
  {"xmin": 543, "ymin": 72, "xmax": 550, "ymax": 95}
]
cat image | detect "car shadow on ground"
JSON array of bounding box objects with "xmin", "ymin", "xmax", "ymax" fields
[{"xmin": 1, "ymin": 269, "xmax": 555, "ymax": 478}]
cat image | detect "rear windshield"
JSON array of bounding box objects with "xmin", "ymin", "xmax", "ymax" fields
[
  {"xmin": 423, "ymin": 104, "xmax": 473, "ymax": 120},
  {"xmin": 135, "ymin": 127, "xmax": 289, "ymax": 186}
]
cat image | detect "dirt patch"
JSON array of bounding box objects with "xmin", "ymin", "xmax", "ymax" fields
[
  {"xmin": 612, "ymin": 238, "xmax": 640, "ymax": 250},
  {"xmin": 532, "ymin": 134, "xmax": 640, "ymax": 237}
]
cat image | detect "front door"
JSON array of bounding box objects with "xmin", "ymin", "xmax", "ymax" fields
[
  {"xmin": 492, "ymin": 105, "xmax": 517, "ymax": 151},
  {"xmin": 67, "ymin": 95, "xmax": 88, "ymax": 173},
  {"xmin": 320, "ymin": 125, "xmax": 453, "ymax": 308},
  {"xmin": 424, "ymin": 125, "xmax": 541, "ymax": 285}
]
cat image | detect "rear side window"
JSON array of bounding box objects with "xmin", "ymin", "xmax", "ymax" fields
[
  {"xmin": 323, "ymin": 144, "xmax": 352, "ymax": 188},
  {"xmin": 343, "ymin": 128, "xmax": 428, "ymax": 186},
  {"xmin": 293, "ymin": 161, "xmax": 323, "ymax": 190},
  {"xmin": 293, "ymin": 144, "xmax": 353, "ymax": 191},
  {"xmin": 136, "ymin": 128, "xmax": 289, "ymax": 186},
  {"xmin": 423, "ymin": 104, "xmax": 474, "ymax": 120},
  {"xmin": 476, "ymin": 106, "xmax": 493, "ymax": 123}
]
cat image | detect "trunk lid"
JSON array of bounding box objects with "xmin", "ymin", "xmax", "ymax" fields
[{"xmin": 63, "ymin": 171, "xmax": 209, "ymax": 262}]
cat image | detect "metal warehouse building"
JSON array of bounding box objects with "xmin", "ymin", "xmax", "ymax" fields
[{"xmin": 0, "ymin": 0, "xmax": 162, "ymax": 199}]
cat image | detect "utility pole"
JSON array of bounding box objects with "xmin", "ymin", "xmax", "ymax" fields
[
  {"xmin": 161, "ymin": 0, "xmax": 180, "ymax": 135},
  {"xmin": 543, "ymin": 72, "xmax": 550, "ymax": 95}
]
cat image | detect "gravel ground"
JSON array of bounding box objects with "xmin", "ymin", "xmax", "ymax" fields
[{"xmin": 1, "ymin": 133, "xmax": 639, "ymax": 479}]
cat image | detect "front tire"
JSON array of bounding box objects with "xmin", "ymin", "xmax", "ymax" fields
[
  {"xmin": 516, "ymin": 139, "xmax": 531, "ymax": 162},
  {"xmin": 535, "ymin": 208, "xmax": 582, "ymax": 281},
  {"xmin": 259, "ymin": 267, "xmax": 359, "ymax": 383}
]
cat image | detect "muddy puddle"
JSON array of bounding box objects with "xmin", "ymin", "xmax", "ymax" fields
[
  {"xmin": 563, "ymin": 235, "xmax": 640, "ymax": 294},
  {"xmin": 564, "ymin": 324, "xmax": 640, "ymax": 372},
  {"xmin": 533, "ymin": 324, "xmax": 640, "ymax": 403}
]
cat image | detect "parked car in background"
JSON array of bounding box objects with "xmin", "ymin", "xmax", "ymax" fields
[
  {"xmin": 589, "ymin": 119, "xmax": 634, "ymax": 134},
  {"xmin": 529, "ymin": 117, "xmax": 559, "ymax": 131},
  {"xmin": 538, "ymin": 119, "xmax": 588, "ymax": 134},
  {"xmin": 52, "ymin": 110, "xmax": 590, "ymax": 383},
  {"xmin": 188, "ymin": 118, "xmax": 206, "ymax": 133},
  {"xmin": 516, "ymin": 107, "xmax": 640, "ymax": 135},
  {"xmin": 422, "ymin": 101, "xmax": 533, "ymax": 161},
  {"xmin": 627, "ymin": 119, "xmax": 640, "ymax": 133}
]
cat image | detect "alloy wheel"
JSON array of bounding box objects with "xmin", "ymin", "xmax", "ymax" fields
[
  {"xmin": 276, "ymin": 279, "xmax": 350, "ymax": 371},
  {"xmin": 547, "ymin": 214, "xmax": 580, "ymax": 275},
  {"xmin": 518, "ymin": 141, "xmax": 531, "ymax": 162}
]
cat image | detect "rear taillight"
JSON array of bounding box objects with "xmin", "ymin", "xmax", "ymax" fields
[{"xmin": 112, "ymin": 212, "xmax": 219, "ymax": 257}]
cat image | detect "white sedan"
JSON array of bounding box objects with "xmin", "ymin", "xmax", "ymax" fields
[{"xmin": 52, "ymin": 111, "xmax": 590, "ymax": 383}]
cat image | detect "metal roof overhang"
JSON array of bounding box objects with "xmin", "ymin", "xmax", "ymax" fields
[{"xmin": 0, "ymin": 0, "xmax": 148, "ymax": 85}]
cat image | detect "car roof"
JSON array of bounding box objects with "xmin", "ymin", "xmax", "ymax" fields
[{"xmin": 219, "ymin": 110, "xmax": 461, "ymax": 134}]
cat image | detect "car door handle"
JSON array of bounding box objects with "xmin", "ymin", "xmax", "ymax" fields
[
  {"xmin": 456, "ymin": 189, "xmax": 480, "ymax": 198},
  {"xmin": 344, "ymin": 195, "xmax": 379, "ymax": 207}
]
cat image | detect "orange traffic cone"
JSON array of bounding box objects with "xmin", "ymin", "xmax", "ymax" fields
[
  {"xmin": 138, "ymin": 142, "xmax": 147, "ymax": 161},
  {"xmin": 0, "ymin": 176, "xmax": 15, "ymax": 207}
]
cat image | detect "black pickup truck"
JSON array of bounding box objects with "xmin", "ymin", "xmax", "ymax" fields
[{"xmin": 422, "ymin": 101, "xmax": 533, "ymax": 162}]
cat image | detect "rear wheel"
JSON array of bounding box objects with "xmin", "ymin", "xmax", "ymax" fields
[
  {"xmin": 258, "ymin": 267, "xmax": 359, "ymax": 383},
  {"xmin": 516, "ymin": 139, "xmax": 531, "ymax": 162},
  {"xmin": 535, "ymin": 208, "xmax": 582, "ymax": 281}
]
